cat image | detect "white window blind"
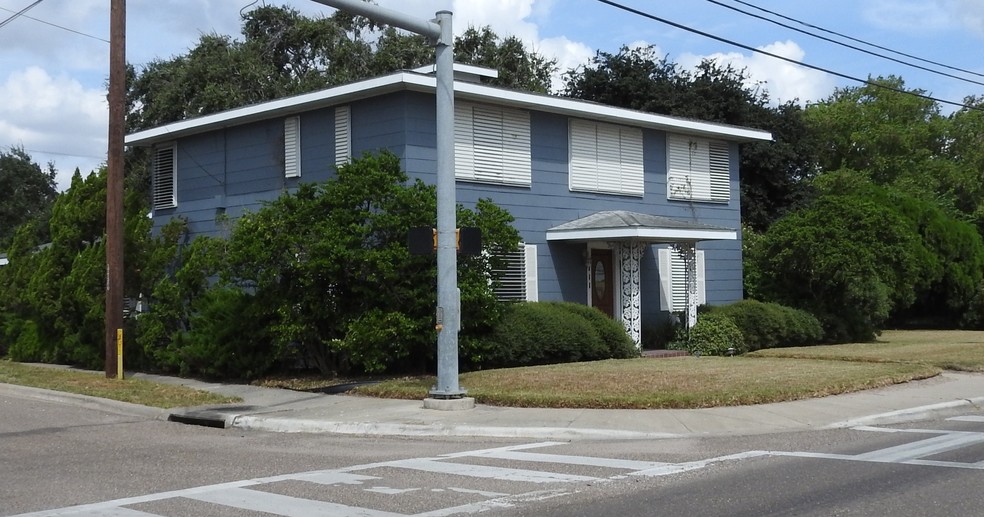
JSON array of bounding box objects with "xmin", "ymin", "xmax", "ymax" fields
[
  {"xmin": 152, "ymin": 144, "xmax": 176, "ymax": 210},
  {"xmin": 666, "ymin": 134, "xmax": 730, "ymax": 202},
  {"xmin": 284, "ymin": 116, "xmax": 301, "ymax": 178},
  {"xmin": 335, "ymin": 106, "xmax": 351, "ymax": 166},
  {"xmin": 455, "ymin": 102, "xmax": 531, "ymax": 186},
  {"xmin": 658, "ymin": 248, "xmax": 705, "ymax": 312},
  {"xmin": 569, "ymin": 119, "xmax": 644, "ymax": 196},
  {"xmin": 492, "ymin": 244, "xmax": 538, "ymax": 301}
]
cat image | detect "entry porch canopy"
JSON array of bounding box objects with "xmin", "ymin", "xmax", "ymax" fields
[{"xmin": 545, "ymin": 210, "xmax": 737, "ymax": 346}]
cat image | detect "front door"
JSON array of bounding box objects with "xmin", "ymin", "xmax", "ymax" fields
[{"xmin": 590, "ymin": 248, "xmax": 614, "ymax": 317}]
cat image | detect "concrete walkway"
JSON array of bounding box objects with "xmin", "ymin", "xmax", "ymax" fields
[{"xmin": 6, "ymin": 369, "xmax": 983, "ymax": 440}]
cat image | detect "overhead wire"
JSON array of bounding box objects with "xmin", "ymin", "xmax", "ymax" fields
[
  {"xmin": 706, "ymin": 0, "xmax": 984, "ymax": 88},
  {"xmin": 592, "ymin": 0, "xmax": 983, "ymax": 112},
  {"xmin": 724, "ymin": 0, "xmax": 984, "ymax": 80},
  {"xmin": 0, "ymin": 0, "xmax": 44, "ymax": 30},
  {"xmin": 0, "ymin": 5, "xmax": 108, "ymax": 43}
]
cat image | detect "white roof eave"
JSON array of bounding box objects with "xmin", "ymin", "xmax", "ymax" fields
[
  {"xmin": 126, "ymin": 71, "xmax": 773, "ymax": 147},
  {"xmin": 545, "ymin": 227, "xmax": 737, "ymax": 243}
]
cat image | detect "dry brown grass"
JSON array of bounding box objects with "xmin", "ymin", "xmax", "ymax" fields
[
  {"xmin": 356, "ymin": 356, "xmax": 939, "ymax": 409},
  {"xmin": 0, "ymin": 361, "xmax": 239, "ymax": 408},
  {"xmin": 748, "ymin": 330, "xmax": 984, "ymax": 372}
]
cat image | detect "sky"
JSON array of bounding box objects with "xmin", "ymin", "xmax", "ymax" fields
[{"xmin": 1, "ymin": 0, "xmax": 983, "ymax": 191}]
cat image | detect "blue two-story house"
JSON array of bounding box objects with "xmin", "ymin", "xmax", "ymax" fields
[{"xmin": 125, "ymin": 64, "xmax": 772, "ymax": 347}]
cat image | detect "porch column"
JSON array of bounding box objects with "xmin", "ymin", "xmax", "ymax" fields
[{"xmin": 615, "ymin": 240, "xmax": 646, "ymax": 348}]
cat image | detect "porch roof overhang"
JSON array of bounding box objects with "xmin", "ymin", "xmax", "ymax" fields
[{"xmin": 545, "ymin": 211, "xmax": 737, "ymax": 243}]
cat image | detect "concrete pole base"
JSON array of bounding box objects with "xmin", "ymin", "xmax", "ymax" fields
[{"xmin": 423, "ymin": 397, "xmax": 475, "ymax": 411}]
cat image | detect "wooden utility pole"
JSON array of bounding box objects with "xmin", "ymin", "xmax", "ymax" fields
[{"xmin": 105, "ymin": 0, "xmax": 125, "ymax": 378}]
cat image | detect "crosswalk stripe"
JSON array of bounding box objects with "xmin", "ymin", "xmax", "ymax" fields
[
  {"xmin": 853, "ymin": 433, "xmax": 984, "ymax": 462},
  {"xmin": 948, "ymin": 415, "xmax": 984, "ymax": 423},
  {"xmin": 71, "ymin": 508, "xmax": 161, "ymax": 517},
  {"xmin": 186, "ymin": 487, "xmax": 405, "ymax": 517},
  {"xmin": 387, "ymin": 458, "xmax": 600, "ymax": 483},
  {"xmin": 462, "ymin": 449, "xmax": 671, "ymax": 470}
]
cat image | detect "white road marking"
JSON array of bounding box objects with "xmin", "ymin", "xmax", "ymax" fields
[
  {"xmin": 365, "ymin": 486, "xmax": 420, "ymax": 495},
  {"xmin": 385, "ymin": 458, "xmax": 600, "ymax": 483},
  {"xmin": 71, "ymin": 509, "xmax": 161, "ymax": 517},
  {"xmin": 299, "ymin": 472, "xmax": 380, "ymax": 485},
  {"xmin": 948, "ymin": 415, "xmax": 984, "ymax": 423},
  {"xmin": 444, "ymin": 487, "xmax": 510, "ymax": 497},
  {"xmin": 459, "ymin": 449, "xmax": 673, "ymax": 470},
  {"xmin": 853, "ymin": 432, "xmax": 984, "ymax": 463},
  {"xmin": 186, "ymin": 486, "xmax": 405, "ymax": 516}
]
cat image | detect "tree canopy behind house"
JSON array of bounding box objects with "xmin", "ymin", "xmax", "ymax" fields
[
  {"xmin": 127, "ymin": 4, "xmax": 556, "ymax": 131},
  {"xmin": 0, "ymin": 147, "xmax": 58, "ymax": 248}
]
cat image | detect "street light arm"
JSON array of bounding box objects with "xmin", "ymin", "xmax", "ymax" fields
[{"xmin": 308, "ymin": 0, "xmax": 442, "ymax": 41}]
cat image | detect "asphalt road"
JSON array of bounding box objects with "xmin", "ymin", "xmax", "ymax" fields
[{"xmin": 3, "ymin": 391, "xmax": 983, "ymax": 516}]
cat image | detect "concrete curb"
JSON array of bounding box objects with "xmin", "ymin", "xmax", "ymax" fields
[
  {"xmin": 0, "ymin": 382, "xmax": 170, "ymax": 421},
  {"xmin": 826, "ymin": 396, "xmax": 984, "ymax": 429},
  {"xmin": 230, "ymin": 414, "xmax": 680, "ymax": 440}
]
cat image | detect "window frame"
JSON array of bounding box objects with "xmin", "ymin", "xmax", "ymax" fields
[
  {"xmin": 658, "ymin": 247, "xmax": 705, "ymax": 312},
  {"xmin": 455, "ymin": 101, "xmax": 532, "ymax": 186},
  {"xmin": 569, "ymin": 118, "xmax": 645, "ymax": 197},
  {"xmin": 491, "ymin": 244, "xmax": 538, "ymax": 302},
  {"xmin": 666, "ymin": 134, "xmax": 730, "ymax": 203},
  {"xmin": 152, "ymin": 143, "xmax": 177, "ymax": 211}
]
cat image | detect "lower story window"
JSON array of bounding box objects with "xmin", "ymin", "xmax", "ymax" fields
[{"xmin": 491, "ymin": 244, "xmax": 538, "ymax": 302}]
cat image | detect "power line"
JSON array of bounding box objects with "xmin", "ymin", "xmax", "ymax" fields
[
  {"xmin": 592, "ymin": 0, "xmax": 982, "ymax": 112},
  {"xmin": 0, "ymin": 5, "xmax": 108, "ymax": 43},
  {"xmin": 706, "ymin": 0, "xmax": 984, "ymax": 88},
  {"xmin": 0, "ymin": 0, "xmax": 44, "ymax": 30},
  {"xmin": 724, "ymin": 0, "xmax": 984, "ymax": 81}
]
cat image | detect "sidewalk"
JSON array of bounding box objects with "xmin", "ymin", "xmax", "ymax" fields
[{"xmin": 4, "ymin": 370, "xmax": 983, "ymax": 440}]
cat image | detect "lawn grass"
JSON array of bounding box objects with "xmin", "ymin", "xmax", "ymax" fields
[
  {"xmin": 354, "ymin": 357, "xmax": 940, "ymax": 409},
  {"xmin": 747, "ymin": 330, "xmax": 984, "ymax": 372},
  {"xmin": 0, "ymin": 360, "xmax": 239, "ymax": 408},
  {"xmin": 5, "ymin": 330, "xmax": 983, "ymax": 410}
]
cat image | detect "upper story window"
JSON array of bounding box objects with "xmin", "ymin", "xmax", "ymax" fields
[
  {"xmin": 284, "ymin": 116, "xmax": 301, "ymax": 178},
  {"xmin": 666, "ymin": 134, "xmax": 730, "ymax": 203},
  {"xmin": 569, "ymin": 119, "xmax": 644, "ymax": 197},
  {"xmin": 335, "ymin": 105, "xmax": 351, "ymax": 166},
  {"xmin": 455, "ymin": 102, "xmax": 531, "ymax": 186},
  {"xmin": 152, "ymin": 143, "xmax": 176, "ymax": 210}
]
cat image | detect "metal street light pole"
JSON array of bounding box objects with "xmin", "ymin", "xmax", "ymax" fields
[{"xmin": 308, "ymin": 0, "xmax": 464, "ymax": 398}]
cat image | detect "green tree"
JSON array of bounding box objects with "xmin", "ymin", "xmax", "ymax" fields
[
  {"xmin": 0, "ymin": 146, "xmax": 57, "ymax": 247},
  {"xmin": 216, "ymin": 152, "xmax": 519, "ymax": 375},
  {"xmin": 128, "ymin": 5, "xmax": 555, "ymax": 131},
  {"xmin": 747, "ymin": 173, "xmax": 983, "ymax": 340},
  {"xmin": 0, "ymin": 168, "xmax": 152, "ymax": 367},
  {"xmin": 562, "ymin": 46, "xmax": 818, "ymax": 229}
]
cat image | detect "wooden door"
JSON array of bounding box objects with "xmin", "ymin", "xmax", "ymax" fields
[{"xmin": 590, "ymin": 249, "xmax": 614, "ymax": 317}]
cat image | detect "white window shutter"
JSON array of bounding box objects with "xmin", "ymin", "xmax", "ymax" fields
[
  {"xmin": 696, "ymin": 250, "xmax": 706, "ymax": 305},
  {"xmin": 456, "ymin": 102, "xmax": 530, "ymax": 185},
  {"xmin": 667, "ymin": 134, "xmax": 730, "ymax": 203},
  {"xmin": 285, "ymin": 116, "xmax": 301, "ymax": 178},
  {"xmin": 152, "ymin": 144, "xmax": 176, "ymax": 210},
  {"xmin": 569, "ymin": 119, "xmax": 643, "ymax": 196},
  {"xmin": 454, "ymin": 103, "xmax": 476, "ymax": 180},
  {"xmin": 334, "ymin": 106, "xmax": 351, "ymax": 166},
  {"xmin": 658, "ymin": 248, "xmax": 674, "ymax": 311},
  {"xmin": 524, "ymin": 244, "xmax": 538, "ymax": 301}
]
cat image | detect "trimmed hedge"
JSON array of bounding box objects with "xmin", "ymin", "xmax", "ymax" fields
[
  {"xmin": 669, "ymin": 312, "xmax": 745, "ymax": 356},
  {"xmin": 472, "ymin": 302, "xmax": 638, "ymax": 369},
  {"xmin": 706, "ymin": 299, "xmax": 823, "ymax": 351}
]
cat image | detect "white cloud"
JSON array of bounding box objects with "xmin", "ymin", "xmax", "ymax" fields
[
  {"xmin": 679, "ymin": 40, "xmax": 836, "ymax": 105},
  {"xmin": 863, "ymin": 0, "xmax": 950, "ymax": 32},
  {"xmin": 945, "ymin": 0, "xmax": 984, "ymax": 35},
  {"xmin": 0, "ymin": 67, "xmax": 107, "ymax": 189}
]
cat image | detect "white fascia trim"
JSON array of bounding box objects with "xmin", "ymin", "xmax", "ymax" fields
[
  {"xmin": 125, "ymin": 74, "xmax": 411, "ymax": 146},
  {"xmin": 546, "ymin": 227, "xmax": 737, "ymax": 242},
  {"xmin": 451, "ymin": 81, "xmax": 773, "ymax": 143},
  {"xmin": 126, "ymin": 70, "xmax": 772, "ymax": 146}
]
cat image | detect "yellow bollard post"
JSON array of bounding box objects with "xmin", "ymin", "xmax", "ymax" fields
[{"xmin": 116, "ymin": 328, "xmax": 123, "ymax": 379}]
